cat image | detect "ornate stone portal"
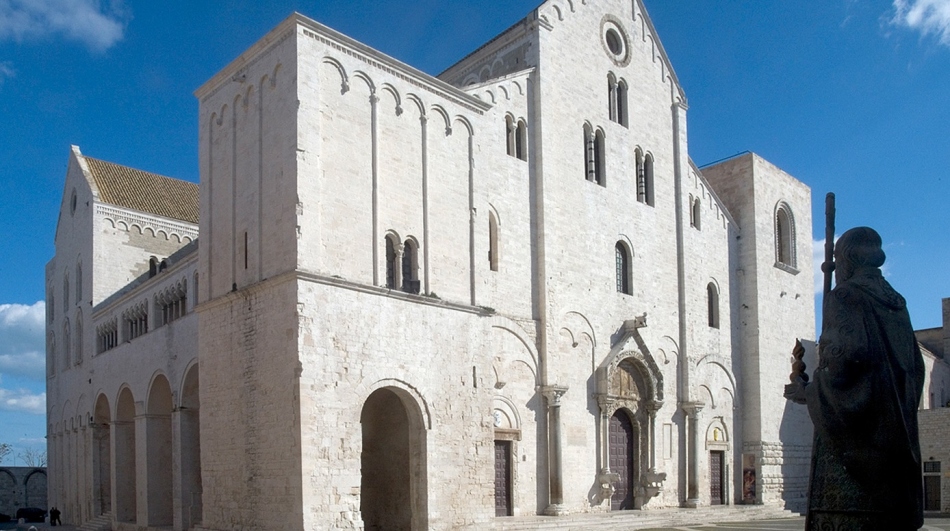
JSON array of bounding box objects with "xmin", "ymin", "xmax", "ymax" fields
[{"xmin": 594, "ymin": 318, "xmax": 666, "ymax": 509}]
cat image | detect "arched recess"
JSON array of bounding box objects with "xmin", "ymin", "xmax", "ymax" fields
[
  {"xmin": 93, "ymin": 393, "xmax": 112, "ymax": 516},
  {"xmin": 774, "ymin": 201, "xmax": 797, "ymax": 269},
  {"xmin": 114, "ymin": 387, "xmax": 137, "ymax": 523},
  {"xmin": 24, "ymin": 469, "xmax": 48, "ymax": 509},
  {"xmin": 179, "ymin": 363, "xmax": 202, "ymax": 529},
  {"xmin": 360, "ymin": 386, "xmax": 429, "ymax": 531},
  {"xmin": 146, "ymin": 374, "xmax": 174, "ymax": 526},
  {"xmin": 595, "ymin": 338, "xmax": 666, "ymax": 509},
  {"xmin": 0, "ymin": 469, "xmax": 15, "ymax": 511}
]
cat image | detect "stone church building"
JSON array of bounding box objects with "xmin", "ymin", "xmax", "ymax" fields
[{"xmin": 45, "ymin": 1, "xmax": 818, "ymax": 529}]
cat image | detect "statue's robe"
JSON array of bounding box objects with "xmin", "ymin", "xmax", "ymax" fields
[{"xmin": 805, "ymin": 268, "xmax": 925, "ymax": 531}]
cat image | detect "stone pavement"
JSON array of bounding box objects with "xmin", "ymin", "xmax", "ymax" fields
[{"xmin": 638, "ymin": 516, "xmax": 950, "ymax": 531}]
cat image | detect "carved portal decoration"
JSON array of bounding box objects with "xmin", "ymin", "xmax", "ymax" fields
[{"xmin": 594, "ymin": 317, "xmax": 666, "ymax": 509}]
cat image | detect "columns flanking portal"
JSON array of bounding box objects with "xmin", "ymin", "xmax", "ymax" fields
[
  {"xmin": 682, "ymin": 402, "xmax": 704, "ymax": 508},
  {"xmin": 542, "ymin": 385, "xmax": 569, "ymax": 516}
]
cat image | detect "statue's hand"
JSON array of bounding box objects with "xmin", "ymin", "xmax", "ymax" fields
[{"xmin": 784, "ymin": 376, "xmax": 808, "ymax": 404}]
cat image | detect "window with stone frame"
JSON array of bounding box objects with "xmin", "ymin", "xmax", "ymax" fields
[
  {"xmin": 402, "ymin": 239, "xmax": 420, "ymax": 295},
  {"xmin": 97, "ymin": 319, "xmax": 118, "ymax": 354},
  {"xmin": 385, "ymin": 235, "xmax": 399, "ymax": 289},
  {"xmin": 707, "ymin": 283, "xmax": 720, "ymax": 328},
  {"xmin": 775, "ymin": 202, "xmax": 797, "ymax": 270},
  {"xmin": 156, "ymin": 283, "xmax": 188, "ymax": 327},
  {"xmin": 608, "ymin": 74, "xmax": 629, "ymax": 127},
  {"xmin": 583, "ymin": 124, "xmax": 606, "ymax": 186},
  {"xmin": 515, "ymin": 119, "xmax": 527, "ymax": 161},
  {"xmin": 123, "ymin": 301, "xmax": 148, "ymax": 341},
  {"xmin": 489, "ymin": 212, "xmax": 500, "ymax": 272},
  {"xmin": 505, "ymin": 115, "xmax": 516, "ymax": 158},
  {"xmin": 615, "ymin": 242, "xmax": 631, "ymax": 295}
]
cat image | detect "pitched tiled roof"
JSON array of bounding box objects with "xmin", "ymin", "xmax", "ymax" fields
[{"xmin": 84, "ymin": 157, "xmax": 199, "ymax": 224}]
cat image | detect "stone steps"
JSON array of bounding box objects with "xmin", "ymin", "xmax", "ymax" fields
[
  {"xmin": 77, "ymin": 512, "xmax": 112, "ymax": 531},
  {"xmin": 492, "ymin": 505, "xmax": 801, "ymax": 530}
]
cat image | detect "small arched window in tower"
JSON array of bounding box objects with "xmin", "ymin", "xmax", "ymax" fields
[
  {"xmin": 775, "ymin": 203, "xmax": 797, "ymax": 270},
  {"xmin": 515, "ymin": 120, "xmax": 528, "ymax": 161},
  {"xmin": 615, "ymin": 242, "xmax": 631, "ymax": 295},
  {"xmin": 76, "ymin": 262, "xmax": 82, "ymax": 303},
  {"xmin": 488, "ymin": 212, "xmax": 500, "ymax": 272},
  {"xmin": 63, "ymin": 319, "xmax": 71, "ymax": 371},
  {"xmin": 505, "ymin": 115, "xmax": 516, "ymax": 157},
  {"xmin": 707, "ymin": 283, "xmax": 720, "ymax": 329},
  {"xmin": 75, "ymin": 310, "xmax": 83, "ymax": 365},
  {"xmin": 584, "ymin": 123, "xmax": 595, "ymax": 182},
  {"xmin": 63, "ymin": 274, "xmax": 69, "ymax": 311},
  {"xmin": 402, "ymin": 239, "xmax": 420, "ymax": 294},
  {"xmin": 616, "ymin": 80, "xmax": 628, "ymax": 127},
  {"xmin": 608, "ymin": 74, "xmax": 618, "ymax": 122},
  {"xmin": 385, "ymin": 236, "xmax": 399, "ymax": 289},
  {"xmin": 691, "ymin": 198, "xmax": 701, "ymax": 230},
  {"xmin": 594, "ymin": 129, "xmax": 606, "ymax": 186}
]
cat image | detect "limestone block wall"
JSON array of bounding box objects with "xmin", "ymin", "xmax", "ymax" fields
[
  {"xmin": 918, "ymin": 407, "xmax": 950, "ymax": 512},
  {"xmin": 196, "ymin": 19, "xmax": 299, "ymax": 304},
  {"xmin": 702, "ymin": 153, "xmax": 815, "ymax": 509},
  {"xmin": 0, "ymin": 468, "xmax": 47, "ymax": 518}
]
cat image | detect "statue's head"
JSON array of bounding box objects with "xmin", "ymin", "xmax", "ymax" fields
[{"xmin": 834, "ymin": 226, "xmax": 886, "ymax": 283}]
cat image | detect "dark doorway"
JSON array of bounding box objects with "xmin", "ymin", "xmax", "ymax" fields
[
  {"xmin": 608, "ymin": 411, "xmax": 636, "ymax": 510},
  {"xmin": 361, "ymin": 388, "xmax": 412, "ymax": 531},
  {"xmin": 925, "ymin": 475, "xmax": 941, "ymax": 511},
  {"xmin": 494, "ymin": 441, "xmax": 512, "ymax": 516},
  {"xmin": 710, "ymin": 450, "xmax": 725, "ymax": 505}
]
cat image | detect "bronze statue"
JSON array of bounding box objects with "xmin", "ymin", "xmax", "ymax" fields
[{"xmin": 786, "ymin": 225, "xmax": 925, "ymax": 531}]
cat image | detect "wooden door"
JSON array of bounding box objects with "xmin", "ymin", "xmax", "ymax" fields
[
  {"xmin": 925, "ymin": 475, "xmax": 941, "ymax": 511},
  {"xmin": 494, "ymin": 440, "xmax": 512, "ymax": 516},
  {"xmin": 609, "ymin": 411, "xmax": 635, "ymax": 510},
  {"xmin": 710, "ymin": 450, "xmax": 724, "ymax": 505}
]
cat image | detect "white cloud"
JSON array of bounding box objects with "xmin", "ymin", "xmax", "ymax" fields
[
  {"xmin": 893, "ymin": 0, "xmax": 950, "ymax": 46},
  {"xmin": 0, "ymin": 0, "xmax": 127, "ymax": 52},
  {"xmin": 0, "ymin": 387, "xmax": 45, "ymax": 415},
  {"xmin": 0, "ymin": 302, "xmax": 47, "ymax": 380}
]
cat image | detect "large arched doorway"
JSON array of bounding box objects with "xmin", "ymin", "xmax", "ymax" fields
[
  {"xmin": 93, "ymin": 394, "xmax": 112, "ymax": 516},
  {"xmin": 360, "ymin": 387, "xmax": 427, "ymax": 531},
  {"xmin": 114, "ymin": 387, "xmax": 137, "ymax": 523},
  {"xmin": 179, "ymin": 364, "xmax": 202, "ymax": 529},
  {"xmin": 609, "ymin": 410, "xmax": 637, "ymax": 510},
  {"xmin": 25, "ymin": 470, "xmax": 48, "ymax": 508},
  {"xmin": 146, "ymin": 375, "xmax": 173, "ymax": 526}
]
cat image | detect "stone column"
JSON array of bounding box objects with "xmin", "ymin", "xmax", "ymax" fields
[
  {"xmin": 542, "ymin": 385, "xmax": 569, "ymax": 516},
  {"xmin": 683, "ymin": 402, "xmax": 704, "ymax": 508}
]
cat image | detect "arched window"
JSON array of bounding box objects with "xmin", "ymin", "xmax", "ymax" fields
[
  {"xmin": 515, "ymin": 120, "xmax": 527, "ymax": 161},
  {"xmin": 615, "ymin": 242, "xmax": 631, "ymax": 295},
  {"xmin": 385, "ymin": 236, "xmax": 399, "ymax": 289},
  {"xmin": 594, "ymin": 129, "xmax": 606, "ymax": 186},
  {"xmin": 707, "ymin": 283, "xmax": 719, "ymax": 329},
  {"xmin": 402, "ymin": 239, "xmax": 420, "ymax": 294},
  {"xmin": 636, "ymin": 150, "xmax": 655, "ymax": 206},
  {"xmin": 505, "ymin": 115, "xmax": 516, "ymax": 157},
  {"xmin": 76, "ymin": 262, "xmax": 82, "ymax": 303},
  {"xmin": 775, "ymin": 203, "xmax": 797, "ymax": 269},
  {"xmin": 691, "ymin": 198, "xmax": 701, "ymax": 230},
  {"xmin": 583, "ymin": 123, "xmax": 608, "ymax": 185},
  {"xmin": 75, "ymin": 310, "xmax": 83, "ymax": 365},
  {"xmin": 608, "ymin": 75, "xmax": 629, "ymax": 127},
  {"xmin": 488, "ymin": 212, "xmax": 499, "ymax": 272},
  {"xmin": 47, "ymin": 332, "xmax": 55, "ymax": 378},
  {"xmin": 63, "ymin": 274, "xmax": 69, "ymax": 311},
  {"xmin": 149, "ymin": 257, "xmax": 158, "ymax": 278},
  {"xmin": 63, "ymin": 319, "xmax": 71, "ymax": 371}
]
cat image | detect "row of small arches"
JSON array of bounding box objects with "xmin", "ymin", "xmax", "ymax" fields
[{"xmin": 103, "ymin": 217, "xmax": 195, "ymax": 243}]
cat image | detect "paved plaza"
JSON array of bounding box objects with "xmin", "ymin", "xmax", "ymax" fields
[{"xmin": 638, "ymin": 517, "xmax": 950, "ymax": 531}]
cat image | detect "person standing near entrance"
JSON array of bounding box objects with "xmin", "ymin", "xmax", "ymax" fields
[
  {"xmin": 49, "ymin": 506, "xmax": 61, "ymax": 526},
  {"xmin": 785, "ymin": 226, "xmax": 925, "ymax": 531}
]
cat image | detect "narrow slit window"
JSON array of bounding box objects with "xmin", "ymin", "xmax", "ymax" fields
[
  {"xmin": 707, "ymin": 283, "xmax": 720, "ymax": 329},
  {"xmin": 402, "ymin": 240, "xmax": 420, "ymax": 294},
  {"xmin": 488, "ymin": 212, "xmax": 499, "ymax": 272},
  {"xmin": 615, "ymin": 242, "xmax": 631, "ymax": 295}
]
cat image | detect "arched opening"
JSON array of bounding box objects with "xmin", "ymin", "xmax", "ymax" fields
[
  {"xmin": 643, "ymin": 154, "xmax": 655, "ymax": 207},
  {"xmin": 707, "ymin": 283, "xmax": 720, "ymax": 329},
  {"xmin": 691, "ymin": 199, "xmax": 702, "ymax": 230},
  {"xmin": 583, "ymin": 123, "xmax": 595, "ymax": 182},
  {"xmin": 615, "ymin": 242, "xmax": 631, "ymax": 295},
  {"xmin": 402, "ymin": 240, "xmax": 420, "ymax": 295},
  {"xmin": 360, "ymin": 388, "xmax": 427, "ymax": 530},
  {"xmin": 93, "ymin": 394, "xmax": 112, "ymax": 516},
  {"xmin": 115, "ymin": 387, "xmax": 137, "ymax": 523},
  {"xmin": 505, "ymin": 115, "xmax": 516, "ymax": 157},
  {"xmin": 609, "ymin": 409, "xmax": 638, "ymax": 511},
  {"xmin": 75, "ymin": 311, "xmax": 83, "ymax": 365},
  {"xmin": 146, "ymin": 375, "xmax": 173, "ymax": 526},
  {"xmin": 594, "ymin": 129, "xmax": 606, "ymax": 186},
  {"xmin": 385, "ymin": 235, "xmax": 399, "ymax": 289},
  {"xmin": 488, "ymin": 212, "xmax": 500, "ymax": 272},
  {"xmin": 616, "ymin": 80, "xmax": 628, "ymax": 127},
  {"xmin": 25, "ymin": 470, "xmax": 48, "ymax": 509},
  {"xmin": 179, "ymin": 364, "xmax": 202, "ymax": 528},
  {"xmin": 515, "ymin": 120, "xmax": 527, "ymax": 161},
  {"xmin": 63, "ymin": 319, "xmax": 71, "ymax": 371},
  {"xmin": 775, "ymin": 203, "xmax": 796, "ymax": 268},
  {"xmin": 0, "ymin": 470, "xmax": 15, "ymax": 514}
]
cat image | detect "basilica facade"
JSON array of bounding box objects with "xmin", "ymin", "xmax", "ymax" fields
[{"xmin": 45, "ymin": 1, "xmax": 817, "ymax": 529}]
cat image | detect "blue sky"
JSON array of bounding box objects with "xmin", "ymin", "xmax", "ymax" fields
[{"xmin": 0, "ymin": 0, "xmax": 947, "ymax": 463}]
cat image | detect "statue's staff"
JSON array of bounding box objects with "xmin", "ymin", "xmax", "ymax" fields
[
  {"xmin": 786, "ymin": 193, "xmax": 835, "ymax": 398},
  {"xmin": 822, "ymin": 193, "xmax": 836, "ymax": 295}
]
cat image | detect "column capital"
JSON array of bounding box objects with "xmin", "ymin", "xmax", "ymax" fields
[
  {"xmin": 680, "ymin": 401, "xmax": 704, "ymax": 418},
  {"xmin": 541, "ymin": 385, "xmax": 569, "ymax": 406}
]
